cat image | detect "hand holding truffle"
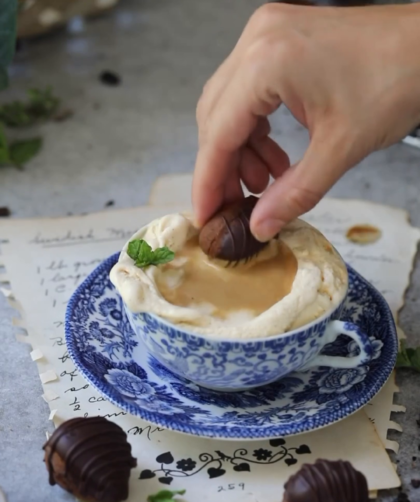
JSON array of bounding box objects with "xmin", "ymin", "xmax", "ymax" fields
[{"xmin": 193, "ymin": 3, "xmax": 420, "ymax": 242}]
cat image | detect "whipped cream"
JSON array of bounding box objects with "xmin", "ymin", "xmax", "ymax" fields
[{"xmin": 110, "ymin": 214, "xmax": 348, "ymax": 339}]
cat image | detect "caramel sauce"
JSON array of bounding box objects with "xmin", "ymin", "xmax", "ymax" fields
[{"xmin": 156, "ymin": 237, "xmax": 298, "ymax": 319}]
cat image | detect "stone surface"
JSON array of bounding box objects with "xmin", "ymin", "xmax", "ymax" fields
[{"xmin": 0, "ymin": 0, "xmax": 419, "ymax": 501}]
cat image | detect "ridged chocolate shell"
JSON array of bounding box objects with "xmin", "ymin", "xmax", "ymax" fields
[
  {"xmin": 283, "ymin": 459, "xmax": 369, "ymax": 502},
  {"xmin": 43, "ymin": 416, "xmax": 137, "ymax": 502},
  {"xmin": 199, "ymin": 195, "xmax": 268, "ymax": 262}
]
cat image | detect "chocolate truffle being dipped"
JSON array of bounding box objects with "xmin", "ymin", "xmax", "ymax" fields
[
  {"xmin": 283, "ymin": 459, "xmax": 369, "ymax": 502},
  {"xmin": 43, "ymin": 416, "xmax": 137, "ymax": 502},
  {"xmin": 199, "ymin": 195, "xmax": 269, "ymax": 263}
]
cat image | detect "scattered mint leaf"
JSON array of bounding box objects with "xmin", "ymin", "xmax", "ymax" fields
[
  {"xmin": 147, "ymin": 489, "xmax": 186, "ymax": 502},
  {"xmin": 0, "ymin": 101, "xmax": 30, "ymax": 127},
  {"xmin": 9, "ymin": 137, "xmax": 42, "ymax": 168},
  {"xmin": 27, "ymin": 87, "xmax": 60, "ymax": 121},
  {"xmin": 0, "ymin": 0, "xmax": 18, "ymax": 91},
  {"xmin": 0, "ymin": 125, "xmax": 11, "ymax": 165},
  {"xmin": 396, "ymin": 340, "xmax": 420, "ymax": 372},
  {"xmin": 127, "ymin": 239, "xmax": 175, "ymax": 269},
  {"xmin": 0, "ymin": 87, "xmax": 60, "ymax": 127}
]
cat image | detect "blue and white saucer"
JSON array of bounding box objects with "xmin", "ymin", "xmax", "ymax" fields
[{"xmin": 65, "ymin": 253, "xmax": 397, "ymax": 440}]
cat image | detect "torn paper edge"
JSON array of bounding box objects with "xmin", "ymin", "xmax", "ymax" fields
[
  {"xmin": 43, "ymin": 390, "xmax": 59, "ymax": 403},
  {"xmin": 0, "ymin": 242, "xmax": 64, "ymax": 413}
]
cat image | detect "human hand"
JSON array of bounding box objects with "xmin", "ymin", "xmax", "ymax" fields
[{"xmin": 193, "ymin": 3, "xmax": 420, "ymax": 241}]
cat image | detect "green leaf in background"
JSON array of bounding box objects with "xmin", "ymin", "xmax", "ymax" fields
[
  {"xmin": 147, "ymin": 489, "xmax": 186, "ymax": 502},
  {"xmin": 0, "ymin": 0, "xmax": 18, "ymax": 90},
  {"xmin": 127, "ymin": 239, "xmax": 175, "ymax": 269},
  {"xmin": 396, "ymin": 339, "xmax": 420, "ymax": 372},
  {"xmin": 0, "ymin": 124, "xmax": 11, "ymax": 164},
  {"xmin": 0, "ymin": 87, "xmax": 61, "ymax": 127},
  {"xmin": 9, "ymin": 137, "xmax": 42, "ymax": 168}
]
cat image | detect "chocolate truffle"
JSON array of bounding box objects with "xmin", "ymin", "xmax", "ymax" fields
[
  {"xmin": 43, "ymin": 416, "xmax": 137, "ymax": 502},
  {"xmin": 283, "ymin": 459, "xmax": 369, "ymax": 502},
  {"xmin": 199, "ymin": 195, "xmax": 268, "ymax": 262}
]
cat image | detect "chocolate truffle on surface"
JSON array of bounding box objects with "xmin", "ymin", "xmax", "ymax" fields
[
  {"xmin": 283, "ymin": 459, "xmax": 369, "ymax": 502},
  {"xmin": 199, "ymin": 195, "xmax": 268, "ymax": 262},
  {"xmin": 43, "ymin": 416, "xmax": 137, "ymax": 502}
]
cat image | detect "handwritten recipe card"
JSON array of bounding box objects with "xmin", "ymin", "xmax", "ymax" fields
[{"xmin": 1, "ymin": 174, "xmax": 418, "ymax": 501}]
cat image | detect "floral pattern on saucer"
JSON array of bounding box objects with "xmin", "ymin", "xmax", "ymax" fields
[{"xmin": 65, "ymin": 253, "xmax": 397, "ymax": 440}]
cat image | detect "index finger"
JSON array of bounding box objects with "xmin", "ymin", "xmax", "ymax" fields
[{"xmin": 192, "ymin": 72, "xmax": 268, "ymax": 227}]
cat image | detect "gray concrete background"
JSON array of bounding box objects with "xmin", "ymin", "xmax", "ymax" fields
[{"xmin": 0, "ymin": 1, "xmax": 419, "ymax": 501}]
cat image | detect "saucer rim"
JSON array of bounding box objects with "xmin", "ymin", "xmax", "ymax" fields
[{"xmin": 65, "ymin": 253, "xmax": 398, "ymax": 440}]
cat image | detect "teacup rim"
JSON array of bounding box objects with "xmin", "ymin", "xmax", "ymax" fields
[
  {"xmin": 131, "ymin": 252, "xmax": 350, "ymax": 343},
  {"xmin": 137, "ymin": 291, "xmax": 348, "ymax": 343}
]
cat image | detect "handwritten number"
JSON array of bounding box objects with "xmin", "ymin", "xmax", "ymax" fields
[{"xmin": 218, "ymin": 483, "xmax": 245, "ymax": 492}]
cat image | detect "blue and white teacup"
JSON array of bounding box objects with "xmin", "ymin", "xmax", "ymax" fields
[{"xmin": 124, "ymin": 283, "xmax": 373, "ymax": 391}]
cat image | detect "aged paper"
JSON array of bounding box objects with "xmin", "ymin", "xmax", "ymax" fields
[{"xmin": 0, "ymin": 205, "xmax": 402, "ymax": 500}]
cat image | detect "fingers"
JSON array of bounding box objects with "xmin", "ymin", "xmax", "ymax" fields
[
  {"xmin": 250, "ymin": 135, "xmax": 290, "ymax": 179},
  {"xmin": 239, "ymin": 147, "xmax": 270, "ymax": 194},
  {"xmin": 224, "ymin": 165, "xmax": 244, "ymax": 204},
  {"xmin": 193, "ymin": 62, "xmax": 283, "ymax": 226},
  {"xmin": 251, "ymin": 128, "xmax": 354, "ymax": 241}
]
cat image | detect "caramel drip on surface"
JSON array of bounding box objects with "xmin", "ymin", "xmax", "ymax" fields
[{"xmin": 157, "ymin": 237, "xmax": 298, "ymax": 318}]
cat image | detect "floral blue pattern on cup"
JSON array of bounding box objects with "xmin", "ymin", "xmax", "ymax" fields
[{"xmin": 124, "ymin": 292, "xmax": 373, "ymax": 391}]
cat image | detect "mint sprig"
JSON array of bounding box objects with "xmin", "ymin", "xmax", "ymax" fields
[
  {"xmin": 0, "ymin": 124, "xmax": 42, "ymax": 169},
  {"xmin": 127, "ymin": 239, "xmax": 175, "ymax": 269},
  {"xmin": 0, "ymin": 87, "xmax": 60, "ymax": 127},
  {"xmin": 396, "ymin": 339, "xmax": 420, "ymax": 372},
  {"xmin": 147, "ymin": 489, "xmax": 186, "ymax": 502}
]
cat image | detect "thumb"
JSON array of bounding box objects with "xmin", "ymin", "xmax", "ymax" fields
[{"xmin": 250, "ymin": 130, "xmax": 355, "ymax": 241}]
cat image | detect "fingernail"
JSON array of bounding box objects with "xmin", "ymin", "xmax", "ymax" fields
[{"xmin": 253, "ymin": 219, "xmax": 285, "ymax": 242}]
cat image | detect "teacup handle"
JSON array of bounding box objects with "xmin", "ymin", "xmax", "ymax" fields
[{"xmin": 300, "ymin": 320, "xmax": 373, "ymax": 370}]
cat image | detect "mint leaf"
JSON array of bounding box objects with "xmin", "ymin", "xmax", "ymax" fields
[
  {"xmin": 410, "ymin": 347, "xmax": 420, "ymax": 371},
  {"xmin": 147, "ymin": 489, "xmax": 186, "ymax": 502},
  {"xmin": 152, "ymin": 247, "xmax": 176, "ymax": 265},
  {"xmin": 0, "ymin": 87, "xmax": 61, "ymax": 127},
  {"xmin": 0, "ymin": 101, "xmax": 31, "ymax": 127},
  {"xmin": 396, "ymin": 340, "xmax": 411, "ymax": 367},
  {"xmin": 127, "ymin": 239, "xmax": 175, "ymax": 269},
  {"xmin": 9, "ymin": 137, "xmax": 42, "ymax": 168},
  {"xmin": 0, "ymin": 125, "xmax": 11, "ymax": 165},
  {"xmin": 27, "ymin": 87, "xmax": 60, "ymax": 121},
  {"xmin": 396, "ymin": 340, "xmax": 420, "ymax": 372},
  {"xmin": 0, "ymin": 0, "xmax": 18, "ymax": 91}
]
